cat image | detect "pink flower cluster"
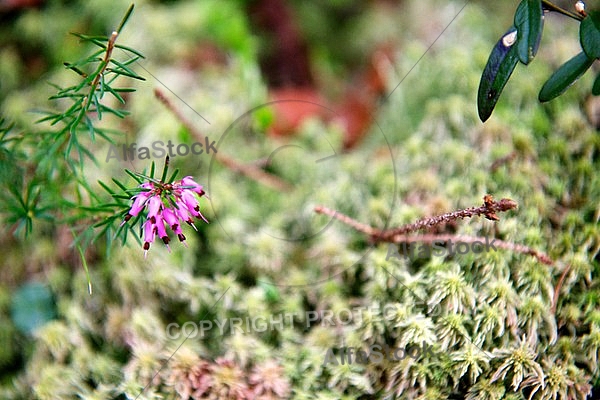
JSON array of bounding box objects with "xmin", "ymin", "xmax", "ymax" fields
[{"xmin": 122, "ymin": 176, "xmax": 208, "ymax": 257}]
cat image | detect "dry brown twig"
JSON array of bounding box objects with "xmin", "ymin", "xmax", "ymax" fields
[
  {"xmin": 490, "ymin": 151, "xmax": 517, "ymax": 172},
  {"xmin": 315, "ymin": 195, "xmax": 554, "ymax": 265},
  {"xmin": 154, "ymin": 92, "xmax": 558, "ymax": 287},
  {"xmin": 551, "ymin": 263, "xmax": 572, "ymax": 314},
  {"xmin": 154, "ymin": 87, "xmax": 292, "ymax": 192}
]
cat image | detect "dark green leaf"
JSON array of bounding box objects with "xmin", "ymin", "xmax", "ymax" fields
[
  {"xmin": 93, "ymin": 127, "xmax": 118, "ymax": 143},
  {"xmin": 539, "ymin": 52, "xmax": 594, "ymax": 102},
  {"xmin": 117, "ymin": 4, "xmax": 135, "ymax": 33},
  {"xmin": 124, "ymin": 169, "xmax": 144, "ymax": 184},
  {"xmin": 84, "ymin": 115, "xmax": 96, "ymax": 142},
  {"xmin": 105, "ymin": 65, "xmax": 145, "ymax": 81},
  {"xmin": 96, "ymin": 104, "xmax": 127, "ymax": 118},
  {"xmin": 593, "ymin": 72, "xmax": 600, "ymax": 95},
  {"xmin": 514, "ymin": 0, "xmax": 544, "ymax": 64},
  {"xmin": 114, "ymin": 44, "xmax": 145, "ymax": 59},
  {"xmin": 93, "ymin": 93, "xmax": 102, "ymax": 120},
  {"xmin": 167, "ymin": 168, "xmax": 180, "ymax": 183},
  {"xmin": 478, "ymin": 27, "xmax": 520, "ymax": 122},
  {"xmin": 98, "ymin": 180, "xmax": 116, "ymax": 195},
  {"xmin": 48, "ymin": 93, "xmax": 86, "ymax": 100},
  {"xmin": 111, "ymin": 177, "xmax": 130, "ymax": 192},
  {"xmin": 111, "ymin": 195, "xmax": 132, "ymax": 200},
  {"xmin": 160, "ymin": 156, "xmax": 170, "ymax": 182},
  {"xmin": 119, "ymin": 56, "xmax": 143, "ymax": 66},
  {"xmin": 127, "ymin": 223, "xmax": 143, "ymax": 247},
  {"xmin": 70, "ymin": 33, "xmax": 109, "ymax": 49},
  {"xmin": 580, "ymin": 11, "xmax": 600, "ymax": 60},
  {"xmin": 35, "ymin": 113, "xmax": 62, "ymax": 124},
  {"xmin": 70, "ymin": 33, "xmax": 109, "ymax": 42},
  {"xmin": 93, "ymin": 217, "xmax": 115, "ymax": 228},
  {"xmin": 103, "ymin": 84, "xmax": 126, "ymax": 104},
  {"xmin": 150, "ymin": 161, "xmax": 156, "ymax": 179},
  {"xmin": 64, "ymin": 62, "xmax": 88, "ymax": 77}
]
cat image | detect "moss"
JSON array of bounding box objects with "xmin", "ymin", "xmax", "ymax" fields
[{"xmin": 1, "ymin": 0, "xmax": 599, "ymax": 399}]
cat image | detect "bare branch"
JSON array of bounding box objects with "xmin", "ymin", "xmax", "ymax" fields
[
  {"xmin": 315, "ymin": 195, "xmax": 553, "ymax": 265},
  {"xmin": 154, "ymin": 88, "xmax": 292, "ymax": 192},
  {"xmin": 375, "ymin": 195, "xmax": 518, "ymax": 242}
]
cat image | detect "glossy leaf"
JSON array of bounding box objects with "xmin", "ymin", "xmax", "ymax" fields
[
  {"xmin": 514, "ymin": 0, "xmax": 544, "ymax": 64},
  {"xmin": 478, "ymin": 27, "xmax": 520, "ymax": 122},
  {"xmin": 580, "ymin": 11, "xmax": 600, "ymax": 60},
  {"xmin": 539, "ymin": 52, "xmax": 594, "ymax": 102},
  {"xmin": 593, "ymin": 72, "xmax": 600, "ymax": 96}
]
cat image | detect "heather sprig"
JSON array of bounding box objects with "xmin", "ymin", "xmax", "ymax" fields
[
  {"xmin": 99, "ymin": 156, "xmax": 209, "ymax": 257},
  {"xmin": 0, "ymin": 4, "xmax": 145, "ymax": 247},
  {"xmin": 36, "ymin": 4, "xmax": 144, "ymax": 170}
]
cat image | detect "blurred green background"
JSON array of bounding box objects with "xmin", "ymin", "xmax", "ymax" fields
[{"xmin": 0, "ymin": 0, "xmax": 598, "ymax": 399}]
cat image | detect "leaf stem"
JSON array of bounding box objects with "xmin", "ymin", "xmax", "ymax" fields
[
  {"xmin": 541, "ymin": 0, "xmax": 584, "ymax": 21},
  {"xmin": 77, "ymin": 31, "xmax": 119, "ymax": 129}
]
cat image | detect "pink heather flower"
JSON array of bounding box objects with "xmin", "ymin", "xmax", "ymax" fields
[
  {"xmin": 142, "ymin": 220, "xmax": 155, "ymax": 258},
  {"xmin": 181, "ymin": 190, "xmax": 199, "ymax": 211},
  {"xmin": 162, "ymin": 207, "xmax": 179, "ymax": 230},
  {"xmin": 179, "ymin": 192, "xmax": 209, "ymax": 223},
  {"xmin": 147, "ymin": 195, "xmax": 163, "ymax": 220},
  {"xmin": 163, "ymin": 208, "xmax": 187, "ymax": 245},
  {"xmin": 122, "ymin": 176, "xmax": 208, "ymax": 256},
  {"xmin": 154, "ymin": 213, "xmax": 170, "ymax": 247},
  {"xmin": 174, "ymin": 200, "xmax": 198, "ymax": 231},
  {"xmin": 179, "ymin": 192, "xmax": 209, "ymax": 224},
  {"xmin": 121, "ymin": 183, "xmax": 154, "ymax": 225},
  {"xmin": 180, "ymin": 176, "xmax": 205, "ymax": 195},
  {"xmin": 129, "ymin": 192, "xmax": 151, "ymax": 216}
]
